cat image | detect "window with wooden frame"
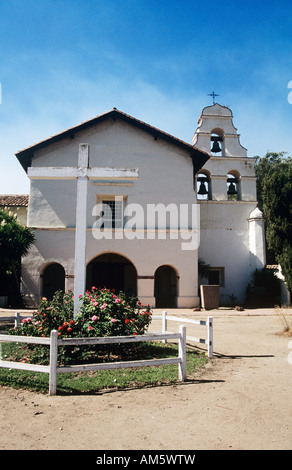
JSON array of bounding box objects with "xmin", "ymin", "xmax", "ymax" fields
[{"xmin": 97, "ymin": 195, "xmax": 125, "ymax": 229}]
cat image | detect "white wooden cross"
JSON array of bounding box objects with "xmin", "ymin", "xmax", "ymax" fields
[{"xmin": 28, "ymin": 143, "xmax": 139, "ymax": 315}]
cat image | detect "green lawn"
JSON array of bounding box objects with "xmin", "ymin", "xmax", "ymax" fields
[{"xmin": 0, "ymin": 341, "xmax": 208, "ymax": 394}]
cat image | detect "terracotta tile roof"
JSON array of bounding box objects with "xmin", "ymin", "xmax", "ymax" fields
[
  {"xmin": 0, "ymin": 195, "xmax": 29, "ymax": 207},
  {"xmin": 15, "ymin": 108, "xmax": 210, "ymax": 174}
]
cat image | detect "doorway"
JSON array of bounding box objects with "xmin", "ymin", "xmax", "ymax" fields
[
  {"xmin": 87, "ymin": 253, "xmax": 137, "ymax": 296},
  {"xmin": 41, "ymin": 263, "xmax": 65, "ymax": 300},
  {"xmin": 154, "ymin": 265, "xmax": 177, "ymax": 307}
]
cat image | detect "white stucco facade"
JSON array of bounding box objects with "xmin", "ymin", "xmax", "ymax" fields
[{"xmin": 16, "ymin": 105, "xmax": 265, "ymax": 309}]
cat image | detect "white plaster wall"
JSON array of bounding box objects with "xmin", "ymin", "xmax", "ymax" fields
[
  {"xmin": 29, "ymin": 120, "xmax": 196, "ymax": 228},
  {"xmin": 28, "ymin": 180, "xmax": 77, "ymax": 227},
  {"xmin": 23, "ymin": 119, "xmax": 200, "ymax": 307},
  {"xmin": 199, "ymin": 201, "xmax": 258, "ymax": 304}
]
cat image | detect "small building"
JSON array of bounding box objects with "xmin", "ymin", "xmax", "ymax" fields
[{"xmin": 0, "ymin": 195, "xmax": 29, "ymax": 226}]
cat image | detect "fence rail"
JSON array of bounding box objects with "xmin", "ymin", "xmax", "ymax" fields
[
  {"xmin": 0, "ymin": 326, "xmax": 186, "ymax": 396},
  {"xmin": 153, "ymin": 311, "xmax": 213, "ymax": 358},
  {"xmin": 0, "ymin": 312, "xmax": 33, "ymax": 328},
  {"xmin": 1, "ymin": 311, "xmax": 213, "ymax": 356}
]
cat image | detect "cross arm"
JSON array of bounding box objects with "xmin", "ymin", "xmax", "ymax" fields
[{"xmin": 27, "ymin": 166, "xmax": 139, "ymax": 180}]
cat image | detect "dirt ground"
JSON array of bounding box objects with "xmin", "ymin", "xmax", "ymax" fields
[{"xmin": 0, "ymin": 307, "xmax": 292, "ymax": 451}]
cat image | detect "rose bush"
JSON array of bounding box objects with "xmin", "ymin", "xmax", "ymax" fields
[
  {"xmin": 13, "ymin": 288, "xmax": 152, "ymax": 338},
  {"xmin": 76, "ymin": 287, "xmax": 152, "ymax": 338},
  {"xmin": 9, "ymin": 288, "xmax": 153, "ymax": 365}
]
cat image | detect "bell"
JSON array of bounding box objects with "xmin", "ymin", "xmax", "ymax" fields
[
  {"xmin": 198, "ymin": 181, "xmax": 208, "ymax": 195},
  {"xmin": 227, "ymin": 182, "xmax": 237, "ymax": 195},
  {"xmin": 211, "ymin": 139, "xmax": 221, "ymax": 153}
]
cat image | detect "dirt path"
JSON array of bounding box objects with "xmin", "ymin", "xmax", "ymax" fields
[{"xmin": 0, "ymin": 309, "xmax": 292, "ymax": 450}]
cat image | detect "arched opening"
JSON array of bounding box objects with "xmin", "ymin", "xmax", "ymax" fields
[
  {"xmin": 227, "ymin": 170, "xmax": 241, "ymax": 200},
  {"xmin": 154, "ymin": 265, "xmax": 178, "ymax": 308},
  {"xmin": 196, "ymin": 170, "xmax": 211, "ymax": 200},
  {"xmin": 86, "ymin": 253, "xmax": 137, "ymax": 296},
  {"xmin": 41, "ymin": 263, "xmax": 65, "ymax": 300},
  {"xmin": 210, "ymin": 128, "xmax": 224, "ymax": 156}
]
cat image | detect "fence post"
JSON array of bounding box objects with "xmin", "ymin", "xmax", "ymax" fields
[
  {"xmin": 178, "ymin": 325, "xmax": 186, "ymax": 381},
  {"xmin": 49, "ymin": 330, "xmax": 58, "ymax": 396},
  {"xmin": 207, "ymin": 317, "xmax": 213, "ymax": 358},
  {"xmin": 162, "ymin": 310, "xmax": 167, "ymax": 343},
  {"xmin": 14, "ymin": 312, "xmax": 20, "ymax": 328}
]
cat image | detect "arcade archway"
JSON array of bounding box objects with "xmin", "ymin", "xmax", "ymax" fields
[{"xmin": 86, "ymin": 253, "xmax": 137, "ymax": 296}]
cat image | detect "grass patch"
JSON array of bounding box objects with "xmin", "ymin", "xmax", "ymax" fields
[{"xmin": 0, "ymin": 341, "xmax": 208, "ymax": 394}]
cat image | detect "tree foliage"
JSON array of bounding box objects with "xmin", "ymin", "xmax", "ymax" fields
[
  {"xmin": 0, "ymin": 210, "xmax": 35, "ymax": 303},
  {"xmin": 255, "ymin": 152, "xmax": 292, "ymax": 293}
]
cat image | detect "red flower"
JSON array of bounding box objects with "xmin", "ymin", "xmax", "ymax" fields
[{"xmin": 125, "ymin": 319, "xmax": 130, "ymax": 324}]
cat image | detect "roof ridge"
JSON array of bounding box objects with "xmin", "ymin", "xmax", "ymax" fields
[{"xmin": 15, "ymin": 108, "xmax": 210, "ymax": 172}]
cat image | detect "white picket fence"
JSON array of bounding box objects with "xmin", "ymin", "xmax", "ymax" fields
[
  {"xmin": 0, "ymin": 311, "xmax": 32, "ymax": 328},
  {"xmin": 1, "ymin": 312, "xmax": 213, "ymax": 357},
  {"xmin": 0, "ymin": 326, "xmax": 186, "ymax": 396},
  {"xmin": 153, "ymin": 311, "xmax": 213, "ymax": 358}
]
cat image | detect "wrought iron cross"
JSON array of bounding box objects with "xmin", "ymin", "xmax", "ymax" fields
[{"xmin": 208, "ymin": 91, "xmax": 219, "ymax": 104}]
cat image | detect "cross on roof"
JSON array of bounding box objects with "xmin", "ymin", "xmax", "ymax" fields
[{"xmin": 208, "ymin": 91, "xmax": 220, "ymax": 105}]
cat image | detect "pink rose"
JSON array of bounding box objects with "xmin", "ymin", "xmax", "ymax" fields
[
  {"xmin": 91, "ymin": 315, "xmax": 98, "ymax": 321},
  {"xmin": 115, "ymin": 298, "xmax": 121, "ymax": 304}
]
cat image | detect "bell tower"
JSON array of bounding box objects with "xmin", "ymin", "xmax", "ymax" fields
[
  {"xmin": 193, "ymin": 102, "xmax": 256, "ymax": 202},
  {"xmin": 193, "ymin": 102, "xmax": 266, "ymax": 306},
  {"xmin": 193, "ymin": 103, "xmax": 247, "ymax": 158}
]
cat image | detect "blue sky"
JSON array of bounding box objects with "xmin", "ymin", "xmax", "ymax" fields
[{"xmin": 1, "ymin": 0, "xmax": 292, "ymax": 194}]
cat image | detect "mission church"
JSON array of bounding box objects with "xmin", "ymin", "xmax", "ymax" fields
[{"xmin": 13, "ymin": 102, "xmax": 266, "ymax": 310}]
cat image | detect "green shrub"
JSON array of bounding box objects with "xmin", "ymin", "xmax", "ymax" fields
[{"xmin": 9, "ymin": 288, "xmax": 152, "ymax": 365}]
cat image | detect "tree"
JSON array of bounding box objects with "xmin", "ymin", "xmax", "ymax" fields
[
  {"xmin": 0, "ymin": 210, "xmax": 35, "ymax": 306},
  {"xmin": 255, "ymin": 152, "xmax": 292, "ymax": 294}
]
